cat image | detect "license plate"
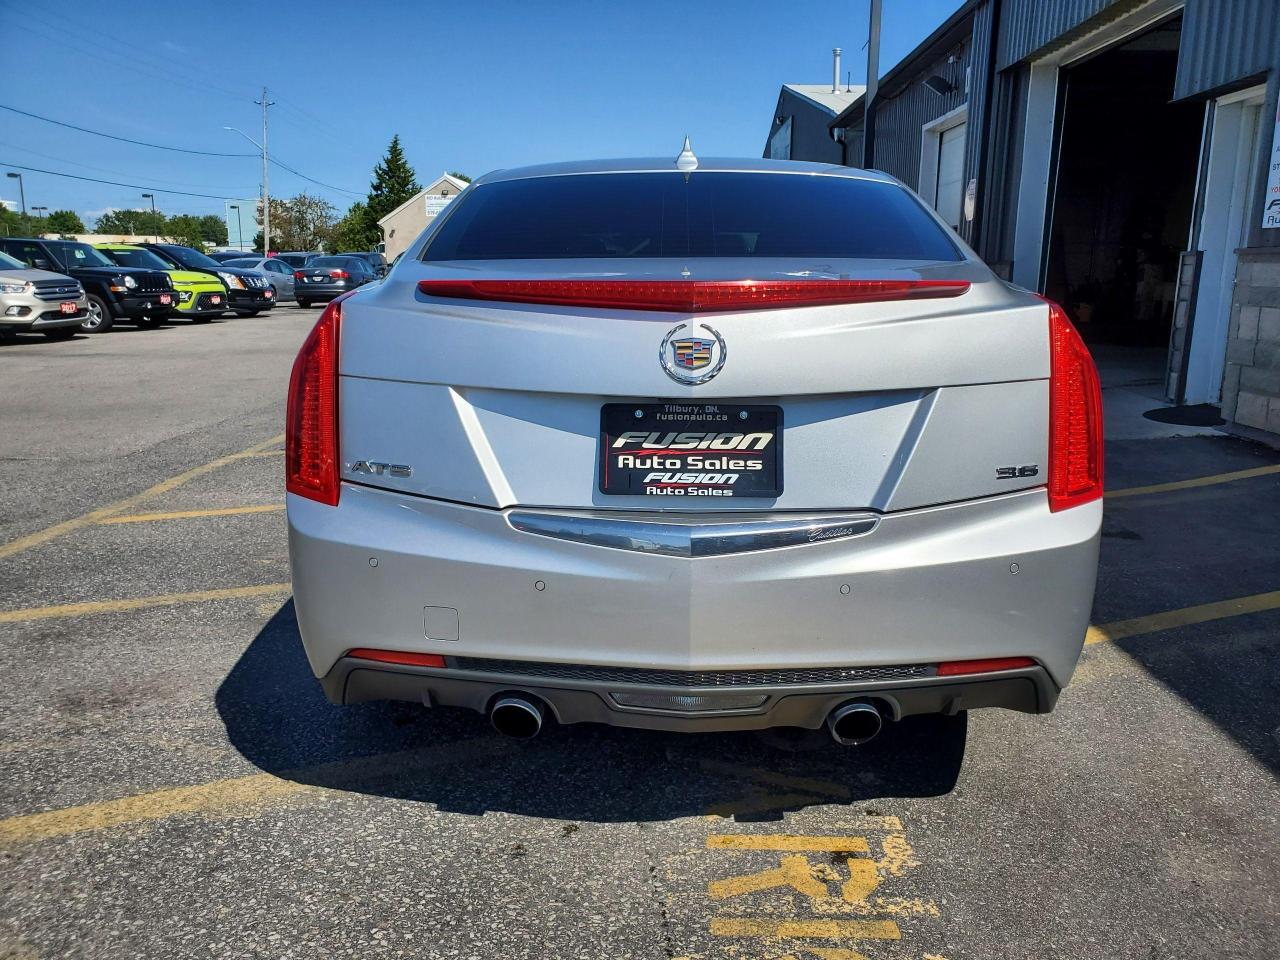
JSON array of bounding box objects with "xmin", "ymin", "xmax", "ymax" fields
[
  {"xmin": 307, "ymin": 276, "xmax": 323, "ymax": 283},
  {"xmin": 60, "ymin": 301, "xmax": 77, "ymax": 315},
  {"xmin": 599, "ymin": 403, "xmax": 782, "ymax": 498},
  {"xmin": 159, "ymin": 294, "xmax": 172, "ymax": 305},
  {"xmin": 210, "ymin": 295, "xmax": 222, "ymax": 305}
]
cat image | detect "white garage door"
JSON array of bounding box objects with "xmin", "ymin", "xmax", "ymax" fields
[{"xmin": 935, "ymin": 122, "xmax": 967, "ymax": 230}]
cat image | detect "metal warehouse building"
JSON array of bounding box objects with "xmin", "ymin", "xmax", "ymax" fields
[{"xmin": 813, "ymin": 0, "xmax": 1280, "ymax": 439}]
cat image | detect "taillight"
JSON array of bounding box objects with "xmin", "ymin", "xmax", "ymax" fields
[
  {"xmin": 330, "ymin": 269, "xmax": 349, "ymax": 279},
  {"xmin": 1046, "ymin": 300, "xmax": 1104, "ymax": 511},
  {"xmin": 293, "ymin": 270, "xmax": 305, "ymax": 280},
  {"xmin": 285, "ymin": 296, "xmax": 344, "ymax": 505},
  {"xmin": 938, "ymin": 656, "xmax": 1036, "ymax": 676},
  {"xmin": 417, "ymin": 278, "xmax": 970, "ymax": 312}
]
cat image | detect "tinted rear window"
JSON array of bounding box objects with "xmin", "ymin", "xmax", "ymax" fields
[
  {"xmin": 423, "ymin": 172, "xmax": 960, "ymax": 262},
  {"xmin": 310, "ymin": 257, "xmax": 357, "ymax": 268}
]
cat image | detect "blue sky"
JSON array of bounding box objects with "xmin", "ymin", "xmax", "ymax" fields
[{"xmin": 0, "ymin": 0, "xmax": 961, "ymax": 226}]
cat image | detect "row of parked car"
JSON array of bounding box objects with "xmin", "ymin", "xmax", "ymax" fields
[{"xmin": 0, "ymin": 238, "xmax": 386, "ymax": 337}]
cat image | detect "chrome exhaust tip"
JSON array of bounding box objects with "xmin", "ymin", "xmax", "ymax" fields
[
  {"xmin": 827, "ymin": 701, "xmax": 883, "ymax": 746},
  {"xmin": 489, "ymin": 695, "xmax": 545, "ymax": 740}
]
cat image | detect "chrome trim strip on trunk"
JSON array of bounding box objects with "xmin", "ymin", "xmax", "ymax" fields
[{"xmin": 506, "ymin": 510, "xmax": 879, "ymax": 557}]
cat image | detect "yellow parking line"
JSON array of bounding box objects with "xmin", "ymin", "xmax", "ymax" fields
[
  {"xmin": 707, "ymin": 834, "xmax": 871, "ymax": 852},
  {"xmin": 1107, "ymin": 463, "xmax": 1280, "ymax": 499},
  {"xmin": 99, "ymin": 505, "xmax": 284, "ymax": 525},
  {"xmin": 0, "ymin": 740, "xmax": 494, "ymax": 845},
  {"xmin": 1086, "ymin": 589, "xmax": 1280, "ymax": 645},
  {"xmin": 0, "ymin": 773, "xmax": 310, "ymax": 844},
  {"xmin": 0, "ymin": 432, "xmax": 284, "ymax": 560},
  {"xmin": 0, "ymin": 583, "xmax": 291, "ymax": 624},
  {"xmin": 709, "ymin": 918, "xmax": 901, "ymax": 940}
]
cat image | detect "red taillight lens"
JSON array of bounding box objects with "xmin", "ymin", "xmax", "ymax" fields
[
  {"xmin": 285, "ymin": 297, "xmax": 343, "ymax": 505},
  {"xmin": 417, "ymin": 278, "xmax": 970, "ymax": 312},
  {"xmin": 293, "ymin": 270, "xmax": 305, "ymax": 280},
  {"xmin": 937, "ymin": 656, "xmax": 1036, "ymax": 676},
  {"xmin": 347, "ymin": 648, "xmax": 445, "ymax": 668},
  {"xmin": 330, "ymin": 269, "xmax": 349, "ymax": 279},
  {"xmin": 1046, "ymin": 300, "xmax": 1104, "ymax": 511}
]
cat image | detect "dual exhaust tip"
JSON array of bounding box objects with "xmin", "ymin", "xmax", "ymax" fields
[{"xmin": 489, "ymin": 693, "xmax": 884, "ymax": 746}]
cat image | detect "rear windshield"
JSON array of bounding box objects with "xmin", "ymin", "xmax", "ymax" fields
[
  {"xmin": 423, "ymin": 172, "xmax": 961, "ymax": 262},
  {"xmin": 310, "ymin": 257, "xmax": 357, "ymax": 268}
]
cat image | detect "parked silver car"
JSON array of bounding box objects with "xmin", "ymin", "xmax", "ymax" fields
[
  {"xmin": 0, "ymin": 251, "xmax": 88, "ymax": 339},
  {"xmin": 285, "ymin": 155, "xmax": 1104, "ymax": 744},
  {"xmin": 223, "ymin": 257, "xmax": 296, "ymax": 302}
]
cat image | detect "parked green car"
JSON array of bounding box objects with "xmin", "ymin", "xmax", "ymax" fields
[{"xmin": 95, "ymin": 244, "xmax": 227, "ymax": 322}]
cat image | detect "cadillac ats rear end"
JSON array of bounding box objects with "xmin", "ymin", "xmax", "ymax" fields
[{"xmin": 285, "ymin": 156, "xmax": 1103, "ymax": 743}]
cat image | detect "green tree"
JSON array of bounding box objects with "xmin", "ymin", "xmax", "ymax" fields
[
  {"xmin": 328, "ymin": 200, "xmax": 379, "ymax": 253},
  {"xmin": 365, "ymin": 135, "xmax": 420, "ymax": 226},
  {"xmin": 45, "ymin": 210, "xmax": 85, "ymax": 234},
  {"xmin": 260, "ymin": 194, "xmax": 337, "ymax": 251},
  {"xmin": 163, "ymin": 214, "xmax": 207, "ymax": 248},
  {"xmin": 447, "ymin": 171, "xmax": 472, "ymax": 183},
  {"xmin": 95, "ymin": 208, "xmax": 165, "ymax": 236},
  {"xmin": 196, "ymin": 214, "xmax": 228, "ymax": 246}
]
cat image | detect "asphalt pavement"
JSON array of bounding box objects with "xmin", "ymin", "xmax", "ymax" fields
[{"xmin": 1, "ymin": 305, "xmax": 1277, "ymax": 959}]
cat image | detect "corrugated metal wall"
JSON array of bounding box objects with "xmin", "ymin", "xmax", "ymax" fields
[
  {"xmin": 998, "ymin": 0, "xmax": 1122, "ymax": 68},
  {"xmin": 960, "ymin": 0, "xmax": 996, "ymax": 248},
  {"xmin": 869, "ymin": 40, "xmax": 970, "ymax": 189},
  {"xmin": 1175, "ymin": 0, "xmax": 1280, "ymax": 97}
]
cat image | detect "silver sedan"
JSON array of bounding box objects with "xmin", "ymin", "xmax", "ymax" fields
[
  {"xmin": 222, "ymin": 257, "xmax": 296, "ymax": 302},
  {"xmin": 285, "ymin": 152, "xmax": 1103, "ymax": 745}
]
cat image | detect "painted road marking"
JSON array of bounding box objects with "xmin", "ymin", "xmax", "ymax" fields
[
  {"xmin": 99, "ymin": 504, "xmax": 284, "ymax": 524},
  {"xmin": 708, "ymin": 919, "xmax": 901, "ymax": 939},
  {"xmin": 1107, "ymin": 462, "xmax": 1280, "ymax": 499},
  {"xmin": 0, "ymin": 583, "xmax": 292, "ymax": 624},
  {"xmin": 708, "ymin": 835, "xmax": 870, "ymax": 853},
  {"xmin": 0, "ymin": 432, "xmax": 284, "ymax": 560},
  {"xmin": 0, "ymin": 739, "xmax": 494, "ymax": 845},
  {"xmin": 1085, "ymin": 589, "xmax": 1280, "ymax": 645},
  {"xmin": 705, "ymin": 825, "xmax": 933, "ymax": 954}
]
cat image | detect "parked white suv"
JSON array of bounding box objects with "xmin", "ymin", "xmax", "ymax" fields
[{"xmin": 0, "ymin": 251, "xmax": 88, "ymax": 340}]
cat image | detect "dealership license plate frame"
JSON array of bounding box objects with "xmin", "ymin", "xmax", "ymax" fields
[
  {"xmin": 599, "ymin": 402, "xmax": 783, "ymax": 498},
  {"xmin": 59, "ymin": 301, "xmax": 77, "ymax": 315}
]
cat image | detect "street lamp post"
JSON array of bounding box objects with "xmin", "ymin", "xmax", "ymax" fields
[
  {"xmin": 224, "ymin": 103, "xmax": 272, "ymax": 254},
  {"xmin": 31, "ymin": 205, "xmax": 47, "ymax": 234},
  {"xmin": 5, "ymin": 172, "xmax": 26, "ymax": 216},
  {"xmin": 229, "ymin": 204, "xmax": 245, "ymax": 251},
  {"xmin": 141, "ymin": 193, "xmax": 158, "ymax": 243}
]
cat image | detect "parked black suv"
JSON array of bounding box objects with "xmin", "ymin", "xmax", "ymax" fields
[
  {"xmin": 140, "ymin": 243, "xmax": 276, "ymax": 318},
  {"xmin": 0, "ymin": 238, "xmax": 175, "ymax": 333}
]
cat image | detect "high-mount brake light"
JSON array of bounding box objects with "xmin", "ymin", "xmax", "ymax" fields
[
  {"xmin": 417, "ymin": 278, "xmax": 970, "ymax": 313},
  {"xmin": 285, "ymin": 293, "xmax": 352, "ymax": 506},
  {"xmin": 1045, "ymin": 299, "xmax": 1104, "ymax": 511}
]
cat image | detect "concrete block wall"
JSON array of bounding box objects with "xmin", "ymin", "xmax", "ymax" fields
[{"xmin": 1222, "ymin": 249, "xmax": 1280, "ymax": 435}]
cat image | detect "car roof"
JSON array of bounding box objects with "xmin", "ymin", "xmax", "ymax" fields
[
  {"xmin": 472, "ymin": 157, "xmax": 899, "ymax": 187},
  {"xmin": 96, "ymin": 243, "xmax": 143, "ymax": 250}
]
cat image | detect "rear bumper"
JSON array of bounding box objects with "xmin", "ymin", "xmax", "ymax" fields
[
  {"xmin": 321, "ymin": 657, "xmax": 1056, "ymax": 730},
  {"xmin": 288, "ymin": 484, "xmax": 1100, "ymax": 728},
  {"xmin": 297, "ymin": 281, "xmax": 351, "ymax": 299}
]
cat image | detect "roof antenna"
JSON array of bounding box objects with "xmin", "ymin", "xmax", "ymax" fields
[{"xmin": 675, "ymin": 136, "xmax": 698, "ymax": 172}]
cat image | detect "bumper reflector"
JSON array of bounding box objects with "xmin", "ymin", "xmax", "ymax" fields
[
  {"xmin": 608, "ymin": 691, "xmax": 769, "ymax": 712},
  {"xmin": 937, "ymin": 656, "xmax": 1036, "ymax": 676},
  {"xmin": 347, "ymin": 648, "xmax": 446, "ymax": 668}
]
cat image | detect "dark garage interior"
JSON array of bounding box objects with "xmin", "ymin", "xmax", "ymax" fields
[{"xmin": 1044, "ymin": 17, "xmax": 1203, "ymax": 348}]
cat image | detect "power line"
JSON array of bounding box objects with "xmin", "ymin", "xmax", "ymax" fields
[
  {"xmin": 268, "ymin": 156, "xmax": 363, "ymax": 197},
  {"xmin": 0, "ymin": 162, "xmax": 244, "ymax": 201},
  {"xmin": 0, "ymin": 139, "xmax": 257, "ymax": 194},
  {"xmin": 0, "ymin": 104, "xmax": 257, "ymax": 158}
]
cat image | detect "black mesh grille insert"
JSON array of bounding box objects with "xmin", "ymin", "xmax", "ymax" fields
[{"xmin": 448, "ymin": 658, "xmax": 934, "ymax": 686}]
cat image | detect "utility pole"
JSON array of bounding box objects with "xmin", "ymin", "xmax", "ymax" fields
[
  {"xmin": 863, "ymin": 0, "xmax": 882, "ymax": 169},
  {"xmin": 255, "ymin": 86, "xmax": 274, "ymax": 254}
]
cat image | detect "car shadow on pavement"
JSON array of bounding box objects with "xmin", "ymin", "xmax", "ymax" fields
[{"xmin": 215, "ymin": 601, "xmax": 968, "ymax": 823}]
